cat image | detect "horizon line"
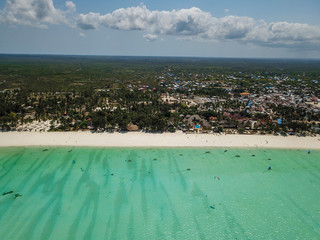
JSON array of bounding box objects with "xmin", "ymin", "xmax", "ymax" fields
[{"xmin": 0, "ymin": 53, "xmax": 320, "ymax": 61}]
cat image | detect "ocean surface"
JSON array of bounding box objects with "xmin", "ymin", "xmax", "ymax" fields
[{"xmin": 0, "ymin": 147, "xmax": 319, "ymax": 240}]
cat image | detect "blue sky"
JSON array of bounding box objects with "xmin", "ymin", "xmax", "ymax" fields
[{"xmin": 0, "ymin": 0, "xmax": 319, "ymax": 58}]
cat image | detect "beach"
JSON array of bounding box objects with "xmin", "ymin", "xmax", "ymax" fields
[{"xmin": 0, "ymin": 131, "xmax": 319, "ymax": 149}]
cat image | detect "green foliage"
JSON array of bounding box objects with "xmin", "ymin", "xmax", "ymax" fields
[
  {"xmin": 92, "ymin": 111, "xmax": 106, "ymax": 130},
  {"xmin": 238, "ymin": 128, "xmax": 245, "ymax": 134},
  {"xmin": 0, "ymin": 55, "xmax": 319, "ymax": 134},
  {"xmin": 80, "ymin": 120, "xmax": 88, "ymax": 129}
]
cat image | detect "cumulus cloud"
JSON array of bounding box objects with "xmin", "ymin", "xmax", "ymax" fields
[
  {"xmin": 75, "ymin": 5, "xmax": 320, "ymax": 47},
  {"xmin": 0, "ymin": 0, "xmax": 73, "ymax": 27},
  {"xmin": 143, "ymin": 33, "xmax": 158, "ymax": 42},
  {"xmin": 1, "ymin": 2, "xmax": 320, "ymax": 48},
  {"xmin": 66, "ymin": 1, "xmax": 76, "ymax": 12},
  {"xmin": 91, "ymin": 6, "xmax": 213, "ymax": 36},
  {"xmin": 77, "ymin": 12, "xmax": 101, "ymax": 30}
]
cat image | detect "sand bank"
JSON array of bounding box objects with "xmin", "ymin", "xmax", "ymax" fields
[{"xmin": 0, "ymin": 131, "xmax": 319, "ymax": 149}]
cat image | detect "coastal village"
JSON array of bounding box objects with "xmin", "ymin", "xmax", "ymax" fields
[
  {"xmin": 2, "ymin": 74, "xmax": 320, "ymax": 135},
  {"xmin": 157, "ymin": 70, "xmax": 320, "ymax": 135},
  {"xmin": 0, "ymin": 56, "xmax": 319, "ymax": 136}
]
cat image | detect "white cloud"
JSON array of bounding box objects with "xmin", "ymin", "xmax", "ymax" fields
[
  {"xmin": 75, "ymin": 5, "xmax": 320, "ymax": 48},
  {"xmin": 66, "ymin": 1, "xmax": 76, "ymax": 12},
  {"xmin": 77, "ymin": 12, "xmax": 101, "ymax": 30},
  {"xmin": 0, "ymin": 2, "xmax": 319, "ymax": 49},
  {"xmin": 143, "ymin": 33, "xmax": 158, "ymax": 42},
  {"xmin": 98, "ymin": 6, "xmax": 213, "ymax": 36},
  {"xmin": 0, "ymin": 0, "xmax": 70, "ymax": 27},
  {"xmin": 224, "ymin": 9, "xmax": 229, "ymax": 14},
  {"xmin": 79, "ymin": 32, "xmax": 85, "ymax": 37}
]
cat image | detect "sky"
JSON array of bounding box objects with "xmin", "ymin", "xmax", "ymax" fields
[{"xmin": 0, "ymin": 0, "xmax": 320, "ymax": 58}]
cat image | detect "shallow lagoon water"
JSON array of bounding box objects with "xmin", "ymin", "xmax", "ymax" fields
[{"xmin": 0, "ymin": 147, "xmax": 319, "ymax": 239}]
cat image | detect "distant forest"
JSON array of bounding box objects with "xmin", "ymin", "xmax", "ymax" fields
[{"xmin": 1, "ymin": 54, "xmax": 319, "ymax": 92}]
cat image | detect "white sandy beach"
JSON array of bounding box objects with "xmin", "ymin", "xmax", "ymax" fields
[{"xmin": 0, "ymin": 131, "xmax": 319, "ymax": 149}]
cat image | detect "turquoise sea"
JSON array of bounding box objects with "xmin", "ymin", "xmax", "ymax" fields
[{"xmin": 0, "ymin": 147, "xmax": 319, "ymax": 239}]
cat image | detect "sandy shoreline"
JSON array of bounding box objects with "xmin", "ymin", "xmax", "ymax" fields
[{"xmin": 0, "ymin": 131, "xmax": 319, "ymax": 149}]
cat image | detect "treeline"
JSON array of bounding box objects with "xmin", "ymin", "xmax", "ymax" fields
[
  {"xmin": 0, "ymin": 88, "xmax": 174, "ymax": 132},
  {"xmin": 1, "ymin": 87, "xmax": 318, "ymax": 135},
  {"xmin": 1, "ymin": 55, "xmax": 320, "ymax": 92}
]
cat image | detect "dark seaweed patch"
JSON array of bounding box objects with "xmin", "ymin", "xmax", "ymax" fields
[
  {"xmin": 14, "ymin": 194, "xmax": 22, "ymax": 199},
  {"xmin": 2, "ymin": 191, "xmax": 13, "ymax": 196}
]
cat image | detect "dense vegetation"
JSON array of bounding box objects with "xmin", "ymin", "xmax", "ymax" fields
[
  {"xmin": 1, "ymin": 54, "xmax": 319, "ymax": 91},
  {"xmin": 0, "ymin": 54, "xmax": 319, "ymax": 134}
]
